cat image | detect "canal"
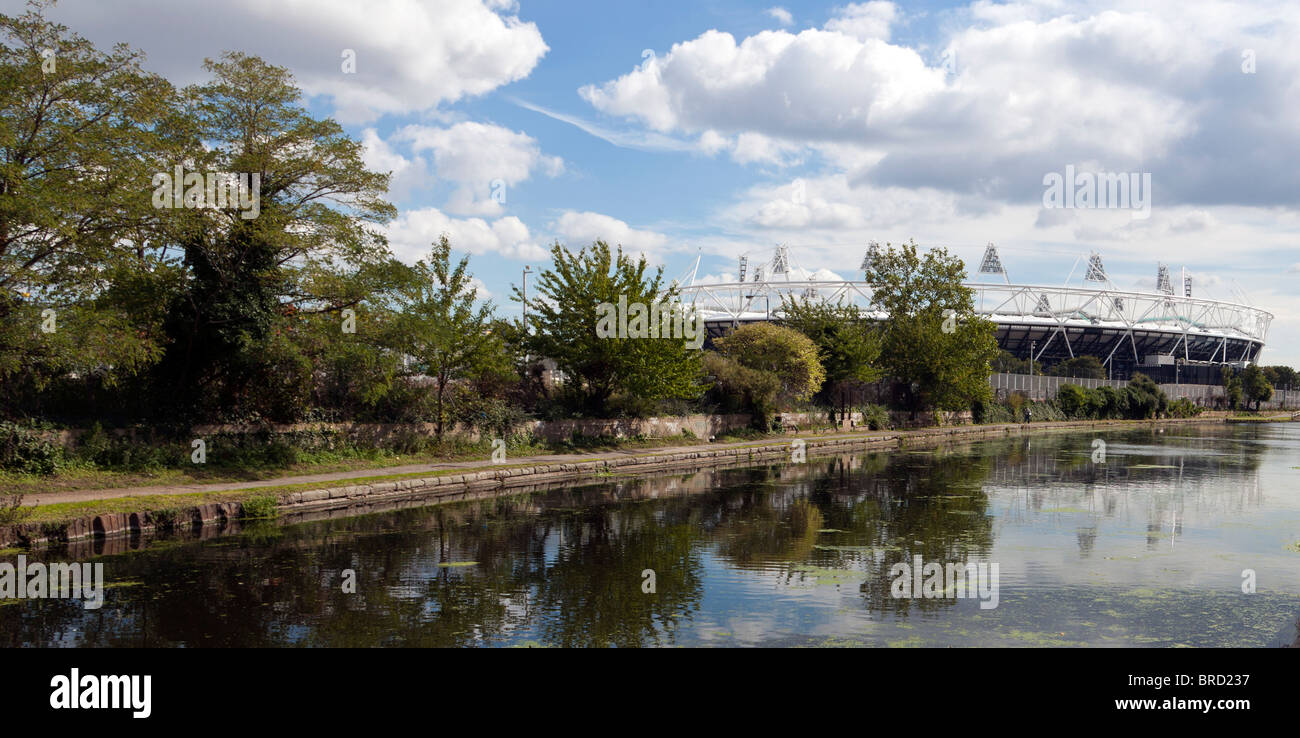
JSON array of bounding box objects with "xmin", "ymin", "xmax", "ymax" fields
[{"xmin": 3, "ymin": 422, "xmax": 1298, "ymax": 647}]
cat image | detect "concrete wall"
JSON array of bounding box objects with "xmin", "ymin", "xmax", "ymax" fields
[{"xmin": 39, "ymin": 414, "xmax": 756, "ymax": 448}]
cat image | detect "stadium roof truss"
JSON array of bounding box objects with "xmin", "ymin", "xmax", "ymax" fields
[{"xmin": 675, "ymin": 279, "xmax": 1272, "ymax": 369}]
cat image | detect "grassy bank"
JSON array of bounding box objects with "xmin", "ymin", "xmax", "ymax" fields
[
  {"xmin": 0, "ymin": 427, "xmax": 770, "ymax": 497},
  {"xmin": 0, "ymin": 416, "xmax": 1226, "ymax": 536}
]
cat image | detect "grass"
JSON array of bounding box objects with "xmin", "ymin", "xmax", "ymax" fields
[
  {"xmin": 0, "ymin": 432, "xmax": 727, "ymax": 496},
  {"xmin": 1225, "ymin": 411, "xmax": 1297, "ymax": 423},
  {"xmin": 3, "ymin": 417, "xmax": 1220, "ymax": 532},
  {"xmin": 239, "ymin": 494, "xmax": 279, "ymax": 520},
  {"xmin": 20, "ymin": 491, "xmax": 247, "ymax": 525}
]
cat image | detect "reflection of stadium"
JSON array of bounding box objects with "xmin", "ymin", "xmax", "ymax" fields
[{"xmin": 675, "ymin": 245, "xmax": 1272, "ymax": 383}]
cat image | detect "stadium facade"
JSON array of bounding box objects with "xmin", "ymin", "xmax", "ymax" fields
[{"xmin": 674, "ymin": 245, "xmax": 1272, "ymax": 385}]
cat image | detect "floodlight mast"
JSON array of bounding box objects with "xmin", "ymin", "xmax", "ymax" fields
[
  {"xmin": 978, "ymin": 243, "xmax": 1010, "ymax": 284},
  {"xmin": 1157, "ymin": 263, "xmax": 1173, "ymax": 295},
  {"xmin": 861, "ymin": 241, "xmax": 880, "ymax": 281}
]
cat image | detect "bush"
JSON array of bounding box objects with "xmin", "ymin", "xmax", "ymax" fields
[
  {"xmin": 0, "ymin": 494, "xmax": 34, "ymax": 525},
  {"xmin": 0, "ymin": 422, "xmax": 61, "ymax": 475},
  {"xmin": 1057, "ymin": 384, "xmax": 1090, "ymax": 418},
  {"xmin": 972, "ymin": 398, "xmax": 1015, "ymax": 424},
  {"xmin": 1126, "ymin": 373, "xmax": 1169, "ymax": 419},
  {"xmin": 702, "ymin": 352, "xmax": 782, "ymax": 429},
  {"xmin": 240, "ymin": 494, "xmax": 280, "ymax": 520},
  {"xmin": 1168, "ymin": 397, "xmax": 1204, "ymax": 418},
  {"xmin": 862, "ymin": 404, "xmax": 890, "ymax": 430}
]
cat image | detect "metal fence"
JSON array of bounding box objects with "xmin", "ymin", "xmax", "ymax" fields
[
  {"xmin": 990, "ymin": 373, "xmax": 1126, "ymax": 399},
  {"xmin": 989, "ymin": 373, "xmax": 1300, "ymax": 409}
]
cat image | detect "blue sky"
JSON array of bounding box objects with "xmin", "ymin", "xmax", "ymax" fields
[{"xmin": 19, "ymin": 0, "xmax": 1300, "ymax": 365}]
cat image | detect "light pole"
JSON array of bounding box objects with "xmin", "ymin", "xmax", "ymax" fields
[
  {"xmin": 521, "ymin": 265, "xmax": 533, "ymax": 367},
  {"xmin": 521, "ymin": 265, "xmax": 533, "ymax": 333}
]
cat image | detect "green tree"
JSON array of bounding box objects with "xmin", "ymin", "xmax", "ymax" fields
[
  {"xmin": 1222, "ymin": 366, "xmax": 1243, "ymax": 411},
  {"xmin": 865, "ymin": 240, "xmax": 1000, "ymax": 412},
  {"xmin": 152, "ymin": 52, "xmax": 397, "ymax": 420},
  {"xmin": 1262, "ymin": 365, "xmax": 1294, "ymax": 392},
  {"xmin": 1126, "ymin": 373, "xmax": 1168, "ymax": 419},
  {"xmin": 1056, "ymin": 383, "xmax": 1090, "ymax": 418},
  {"xmin": 1242, "ymin": 364, "xmax": 1273, "ymax": 411},
  {"xmin": 700, "ymin": 351, "xmax": 781, "ymax": 423},
  {"xmin": 515, "ymin": 240, "xmax": 703, "ymax": 417},
  {"xmin": 712, "ymin": 322, "xmax": 824, "ymax": 406},
  {"xmin": 780, "ymin": 295, "xmax": 882, "ymax": 415},
  {"xmin": 992, "ymin": 350, "xmax": 1041, "ymax": 375},
  {"xmin": 0, "ymin": 1, "xmax": 179, "ymax": 411},
  {"xmin": 1049, "ymin": 355, "xmax": 1106, "ymax": 379},
  {"xmin": 392, "ymin": 236, "xmax": 500, "ymax": 439}
]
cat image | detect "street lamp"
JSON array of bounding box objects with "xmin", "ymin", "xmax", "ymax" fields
[{"xmin": 522, "ymin": 265, "xmax": 533, "ymax": 333}]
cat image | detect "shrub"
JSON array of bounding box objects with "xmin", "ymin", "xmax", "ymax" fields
[
  {"xmin": 862, "ymin": 404, "xmax": 890, "ymax": 430},
  {"xmin": 0, "ymin": 422, "xmax": 61, "ymax": 475},
  {"xmin": 1168, "ymin": 397, "xmax": 1204, "ymax": 418},
  {"xmin": 1056, "ymin": 384, "xmax": 1090, "ymax": 419},
  {"xmin": 0, "ymin": 494, "xmax": 34, "ymax": 525},
  {"xmin": 240, "ymin": 494, "xmax": 280, "ymax": 520}
]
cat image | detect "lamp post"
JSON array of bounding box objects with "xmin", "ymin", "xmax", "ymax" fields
[
  {"xmin": 522, "ymin": 265, "xmax": 533, "ymax": 333},
  {"xmin": 522, "ymin": 265, "xmax": 533, "ymax": 366}
]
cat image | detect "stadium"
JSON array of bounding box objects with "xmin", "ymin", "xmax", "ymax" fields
[{"xmin": 674, "ymin": 245, "xmax": 1273, "ymax": 385}]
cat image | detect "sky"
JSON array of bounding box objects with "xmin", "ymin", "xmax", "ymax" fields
[{"xmin": 15, "ymin": 0, "xmax": 1300, "ymax": 365}]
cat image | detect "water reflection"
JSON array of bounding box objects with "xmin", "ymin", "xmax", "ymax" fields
[{"xmin": 2, "ymin": 423, "xmax": 1298, "ymax": 647}]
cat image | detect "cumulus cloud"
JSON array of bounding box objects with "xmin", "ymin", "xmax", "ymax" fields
[
  {"xmin": 579, "ymin": 0, "xmax": 1300, "ymax": 207},
  {"xmin": 360, "ymin": 128, "xmax": 429, "ymax": 201},
  {"xmin": 765, "ymin": 7, "xmax": 794, "ymax": 27},
  {"xmin": 550, "ymin": 211, "xmax": 678, "ymax": 262},
  {"xmin": 393, "ymin": 122, "xmax": 563, "ymax": 215},
  {"xmin": 44, "ymin": 0, "xmax": 548, "ymax": 123},
  {"xmin": 824, "ymin": 2, "xmax": 897, "ymax": 41},
  {"xmin": 385, "ymin": 208, "xmax": 548, "ymax": 263}
]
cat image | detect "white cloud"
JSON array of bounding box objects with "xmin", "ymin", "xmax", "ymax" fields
[
  {"xmin": 385, "ymin": 208, "xmax": 547, "ymax": 263},
  {"xmin": 550, "ymin": 211, "xmax": 676, "ymax": 262},
  {"xmin": 45, "ymin": 0, "xmax": 548, "ymax": 123},
  {"xmin": 360, "ymin": 128, "xmax": 428, "ymax": 201},
  {"xmin": 765, "ymin": 7, "xmax": 794, "ymax": 27},
  {"xmin": 579, "ymin": 1, "xmax": 1300, "ymax": 207},
  {"xmin": 824, "ymin": 2, "xmax": 897, "ymax": 41},
  {"xmin": 393, "ymin": 122, "xmax": 563, "ymax": 215},
  {"xmin": 732, "ymin": 132, "xmax": 804, "ymax": 166}
]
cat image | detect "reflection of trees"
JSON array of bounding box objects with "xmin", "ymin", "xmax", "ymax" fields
[
  {"xmin": 707, "ymin": 452, "xmax": 996, "ymax": 616},
  {"xmin": 6, "ymin": 424, "xmax": 1274, "ymax": 646},
  {"xmin": 531, "ymin": 503, "xmax": 704, "ymax": 647},
  {"xmin": 1, "ymin": 486, "xmax": 708, "ymax": 647}
]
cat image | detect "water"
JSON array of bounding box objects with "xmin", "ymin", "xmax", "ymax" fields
[{"xmin": 3, "ymin": 423, "xmax": 1299, "ymax": 647}]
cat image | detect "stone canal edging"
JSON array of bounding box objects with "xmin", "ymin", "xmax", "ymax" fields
[{"xmin": 1, "ymin": 416, "xmax": 1223, "ymax": 549}]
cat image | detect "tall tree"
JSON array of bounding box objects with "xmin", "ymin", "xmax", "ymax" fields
[
  {"xmin": 515, "ymin": 240, "xmax": 703, "ymax": 416},
  {"xmin": 780, "ymin": 296, "xmax": 882, "ymax": 386},
  {"xmin": 780, "ymin": 295, "xmax": 882, "ymax": 416},
  {"xmin": 1049, "ymin": 355, "xmax": 1106, "ymax": 379},
  {"xmin": 1222, "ymin": 366, "xmax": 1243, "ymax": 410},
  {"xmin": 865, "ymin": 240, "xmax": 999, "ymax": 412},
  {"xmin": 153, "ymin": 52, "xmax": 397, "ymax": 419},
  {"xmin": 1242, "ymin": 364, "xmax": 1273, "ymax": 411},
  {"xmin": 0, "ymin": 1, "xmax": 179, "ymax": 408},
  {"xmin": 392, "ymin": 236, "xmax": 500, "ymax": 439}
]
